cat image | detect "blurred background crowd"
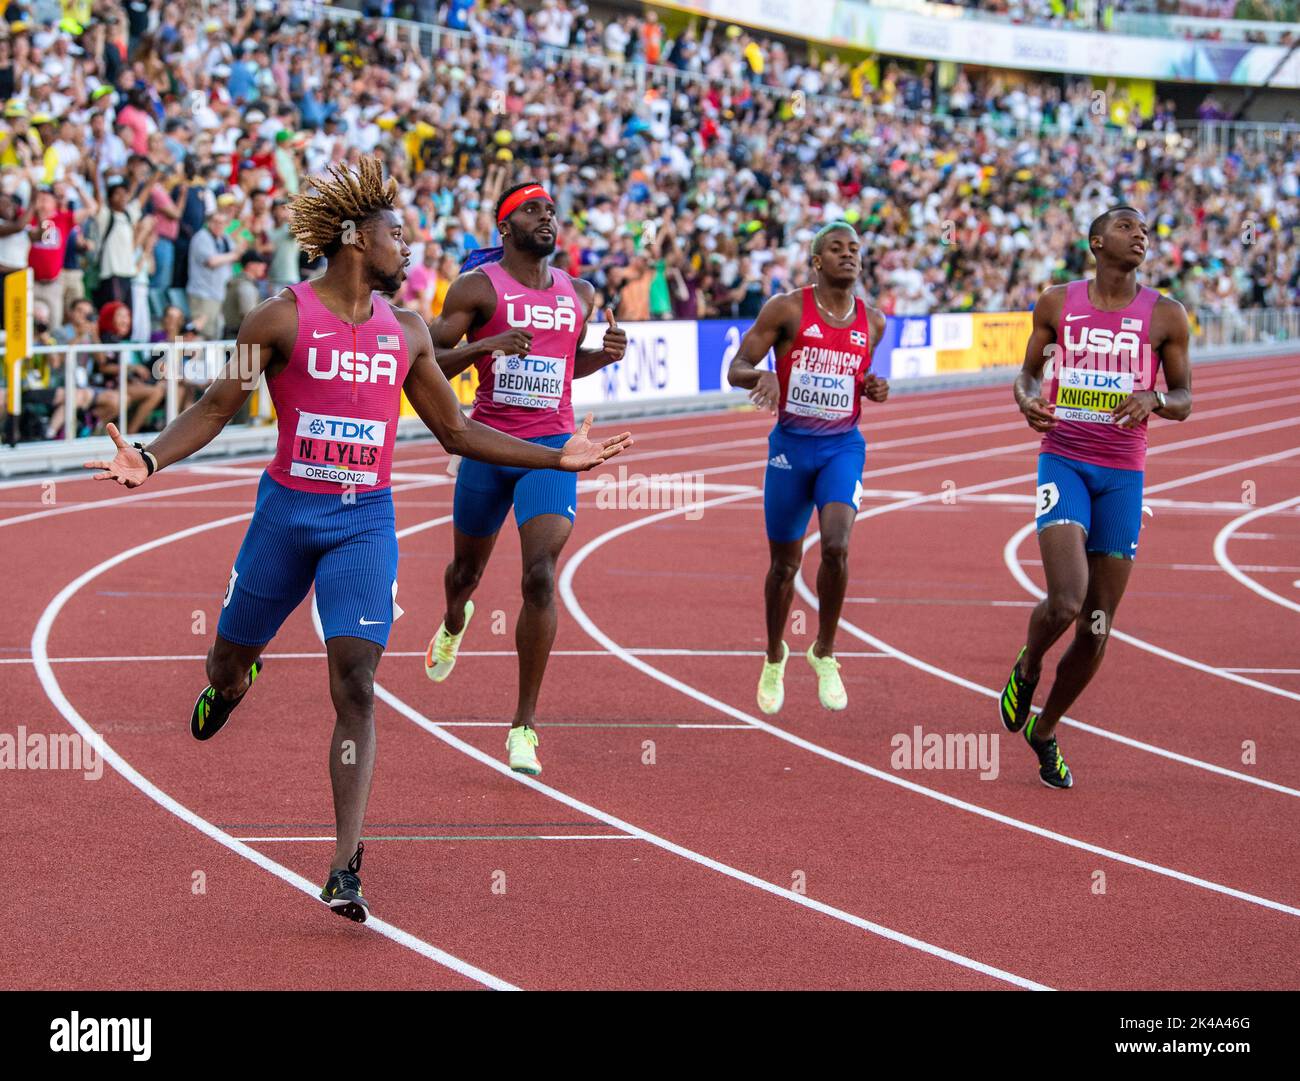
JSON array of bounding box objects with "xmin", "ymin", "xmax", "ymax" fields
[{"xmin": 0, "ymin": 0, "xmax": 1296, "ymax": 439}]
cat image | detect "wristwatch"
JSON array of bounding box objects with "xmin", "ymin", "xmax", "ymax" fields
[{"xmin": 1151, "ymin": 390, "xmax": 1167, "ymax": 411}]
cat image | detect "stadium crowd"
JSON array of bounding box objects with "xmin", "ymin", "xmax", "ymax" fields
[{"xmin": 0, "ymin": 0, "xmax": 1296, "ymax": 440}]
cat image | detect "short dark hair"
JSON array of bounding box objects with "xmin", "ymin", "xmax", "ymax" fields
[{"xmin": 1088, "ymin": 206, "xmax": 1142, "ymax": 245}]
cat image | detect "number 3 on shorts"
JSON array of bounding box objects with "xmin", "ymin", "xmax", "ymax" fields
[
  {"xmin": 222, "ymin": 567, "xmax": 239, "ymax": 608},
  {"xmin": 1036, "ymin": 482, "xmax": 1060, "ymax": 519}
]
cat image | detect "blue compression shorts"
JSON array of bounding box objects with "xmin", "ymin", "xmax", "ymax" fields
[
  {"xmin": 1035, "ymin": 452, "xmax": 1145, "ymax": 560},
  {"xmin": 763, "ymin": 426, "xmax": 866, "ymax": 543},
  {"xmin": 452, "ymin": 432, "xmax": 578, "ymax": 537},
  {"xmin": 217, "ymin": 471, "xmax": 400, "ymax": 648}
]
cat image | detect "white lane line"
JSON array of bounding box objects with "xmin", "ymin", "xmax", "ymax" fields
[
  {"xmin": 1005, "ymin": 521, "xmax": 1300, "ymax": 709},
  {"xmin": 235, "ymin": 835, "xmax": 638, "ymax": 842},
  {"xmin": 29, "ymin": 512, "xmax": 518, "ymax": 992},
  {"xmin": 1212, "ymin": 496, "xmax": 1300, "ymax": 616},
  {"xmin": 0, "ymin": 648, "xmax": 889, "ymax": 665},
  {"xmin": 559, "ymin": 491, "xmax": 1300, "ymax": 917},
  {"xmin": 1143, "ymin": 445, "xmax": 1300, "ymax": 495},
  {"xmin": 364, "ymin": 519, "xmax": 1049, "ymax": 991},
  {"xmin": 1225, "ymin": 668, "xmax": 1300, "ymax": 674}
]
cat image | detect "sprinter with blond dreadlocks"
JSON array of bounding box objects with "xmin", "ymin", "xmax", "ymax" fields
[{"xmin": 84, "ymin": 157, "xmax": 632, "ymax": 921}]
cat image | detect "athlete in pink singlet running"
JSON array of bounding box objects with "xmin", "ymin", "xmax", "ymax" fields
[
  {"xmin": 423, "ymin": 181, "xmax": 630, "ymax": 777},
  {"xmin": 85, "ymin": 160, "xmax": 630, "ymax": 919},
  {"xmin": 1000, "ymin": 206, "xmax": 1192, "ymax": 789}
]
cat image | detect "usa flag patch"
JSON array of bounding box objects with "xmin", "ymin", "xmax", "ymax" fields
[
  {"xmin": 1120, "ymin": 318, "xmax": 1142, "ymax": 331},
  {"xmin": 850, "ymin": 330, "xmax": 867, "ymax": 347},
  {"xmin": 556, "ymin": 295, "xmax": 574, "ymax": 308},
  {"xmin": 376, "ymin": 334, "xmax": 400, "ymax": 350}
]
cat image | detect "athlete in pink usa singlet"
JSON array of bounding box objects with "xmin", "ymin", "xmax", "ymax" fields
[
  {"xmin": 1001, "ymin": 206, "xmax": 1192, "ymax": 790},
  {"xmin": 267, "ymin": 280, "xmax": 411, "ymax": 492},
  {"xmin": 84, "ymin": 159, "xmax": 631, "ymax": 922},
  {"xmin": 466, "ymin": 259, "xmax": 583, "ymax": 440},
  {"xmin": 423, "ymin": 180, "xmax": 630, "ymax": 778},
  {"xmin": 1040, "ymin": 278, "xmax": 1161, "ymax": 472}
]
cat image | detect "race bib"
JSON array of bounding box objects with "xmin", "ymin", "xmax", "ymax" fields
[
  {"xmin": 785, "ymin": 363, "xmax": 855, "ymax": 420},
  {"xmin": 290, "ymin": 409, "xmax": 385, "ymax": 487},
  {"xmin": 1054, "ymin": 367, "xmax": 1134, "ymax": 425},
  {"xmin": 492, "ymin": 353, "xmax": 565, "ymax": 410}
]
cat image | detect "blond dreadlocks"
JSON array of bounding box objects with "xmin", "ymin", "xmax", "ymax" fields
[{"xmin": 289, "ymin": 156, "xmax": 398, "ymax": 261}]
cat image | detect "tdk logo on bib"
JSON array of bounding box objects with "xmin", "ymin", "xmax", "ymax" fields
[
  {"xmin": 307, "ymin": 348, "xmax": 399, "ymax": 385},
  {"xmin": 1065, "ymin": 369, "xmax": 1127, "ymax": 391},
  {"xmin": 295, "ymin": 410, "xmax": 386, "ymax": 445},
  {"xmin": 506, "ymin": 302, "xmax": 578, "ymax": 333}
]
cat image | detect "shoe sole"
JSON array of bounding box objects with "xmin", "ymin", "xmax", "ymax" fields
[
  {"xmin": 323, "ymin": 897, "xmax": 369, "ymax": 923},
  {"xmin": 510, "ymin": 764, "xmax": 542, "ymax": 776},
  {"xmin": 425, "ymin": 657, "xmax": 455, "ymax": 683},
  {"xmin": 819, "ymin": 694, "xmax": 847, "ymax": 711},
  {"xmin": 1039, "ymin": 776, "xmax": 1074, "ymax": 790}
]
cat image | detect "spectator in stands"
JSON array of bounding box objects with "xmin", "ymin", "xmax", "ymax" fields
[
  {"xmin": 187, "ymin": 209, "xmax": 244, "ymax": 339},
  {"xmin": 27, "ymin": 185, "xmax": 88, "ymax": 331},
  {"xmin": 223, "ymin": 250, "xmax": 268, "ymax": 337},
  {"xmin": 91, "ymin": 174, "xmax": 144, "ymax": 307}
]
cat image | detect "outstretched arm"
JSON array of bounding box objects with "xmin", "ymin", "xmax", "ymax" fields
[
  {"xmin": 401, "ymin": 311, "xmax": 632, "ymax": 471},
  {"xmin": 728, "ymin": 293, "xmax": 795, "ymax": 412},
  {"xmin": 83, "ymin": 298, "xmax": 288, "ymax": 487}
]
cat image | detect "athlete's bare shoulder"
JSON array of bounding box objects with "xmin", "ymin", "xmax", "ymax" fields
[
  {"xmin": 861, "ymin": 301, "xmax": 887, "ymax": 341},
  {"xmin": 1033, "ymin": 283, "xmax": 1069, "ymax": 329},
  {"xmin": 759, "ymin": 287, "xmax": 805, "ymax": 329},
  {"xmin": 1151, "ymin": 292, "xmax": 1190, "ymax": 345},
  {"xmin": 241, "ymin": 292, "xmax": 299, "ymax": 349},
  {"xmin": 442, "ymin": 267, "xmax": 498, "ymax": 315}
]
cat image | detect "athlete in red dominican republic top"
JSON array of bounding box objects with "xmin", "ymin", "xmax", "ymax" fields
[
  {"xmin": 83, "ymin": 159, "xmax": 630, "ymax": 921},
  {"xmin": 422, "ymin": 181, "xmax": 630, "ymax": 777},
  {"xmin": 728, "ymin": 222, "xmax": 888, "ymax": 716},
  {"xmin": 1000, "ymin": 205, "xmax": 1192, "ymax": 789}
]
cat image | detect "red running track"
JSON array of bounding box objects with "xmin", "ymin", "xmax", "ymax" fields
[{"xmin": 3, "ymin": 354, "xmax": 1298, "ymax": 989}]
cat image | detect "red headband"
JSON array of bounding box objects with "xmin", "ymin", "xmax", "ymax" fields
[{"xmin": 497, "ymin": 184, "xmax": 553, "ymax": 224}]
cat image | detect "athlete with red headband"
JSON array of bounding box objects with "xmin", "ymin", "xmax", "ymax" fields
[{"xmin": 423, "ymin": 181, "xmax": 629, "ymax": 776}]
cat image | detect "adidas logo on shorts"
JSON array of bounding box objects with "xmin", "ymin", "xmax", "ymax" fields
[{"xmin": 769, "ymin": 453, "xmax": 792, "ymax": 470}]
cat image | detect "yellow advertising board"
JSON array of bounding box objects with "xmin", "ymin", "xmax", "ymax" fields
[
  {"xmin": 5, "ymin": 268, "xmax": 30, "ymax": 414},
  {"xmin": 934, "ymin": 311, "xmax": 1032, "ymax": 372},
  {"xmin": 399, "ymin": 367, "xmax": 478, "ymax": 417}
]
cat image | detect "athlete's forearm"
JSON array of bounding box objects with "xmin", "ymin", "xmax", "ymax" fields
[
  {"xmin": 1013, "ymin": 371, "xmax": 1044, "ymax": 408},
  {"xmin": 447, "ymin": 418, "xmax": 565, "ymax": 470},
  {"xmin": 1154, "ymin": 388, "xmax": 1192, "ymax": 421},
  {"xmin": 139, "ymin": 394, "xmax": 240, "ymax": 471},
  {"xmin": 727, "ymin": 358, "xmax": 764, "ymax": 390},
  {"xmin": 573, "ymin": 347, "xmax": 619, "ymax": 379},
  {"xmin": 434, "ymin": 340, "xmax": 491, "ymax": 380}
]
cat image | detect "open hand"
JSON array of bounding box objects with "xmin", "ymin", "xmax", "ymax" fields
[
  {"xmin": 559, "ymin": 412, "xmax": 633, "ymax": 472},
  {"xmin": 83, "ymin": 423, "xmax": 149, "ymax": 488}
]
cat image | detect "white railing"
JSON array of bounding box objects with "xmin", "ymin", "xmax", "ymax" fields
[
  {"xmin": 1191, "ymin": 307, "xmax": 1300, "ymax": 350},
  {"xmin": 16, "ymin": 339, "xmax": 268, "ymax": 445}
]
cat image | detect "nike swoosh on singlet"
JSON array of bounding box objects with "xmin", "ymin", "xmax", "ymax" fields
[
  {"xmin": 1065, "ymin": 314, "xmax": 1087, "ymax": 321},
  {"xmin": 313, "ymin": 330, "xmax": 336, "ymax": 338},
  {"xmin": 503, "ymin": 292, "xmax": 525, "ymax": 300}
]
